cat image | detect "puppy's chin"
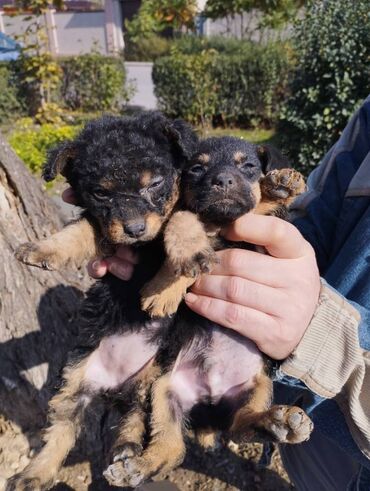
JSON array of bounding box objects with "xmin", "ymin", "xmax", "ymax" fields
[
  {"xmin": 199, "ymin": 198, "xmax": 254, "ymax": 226},
  {"xmin": 105, "ymin": 232, "xmax": 158, "ymax": 246}
]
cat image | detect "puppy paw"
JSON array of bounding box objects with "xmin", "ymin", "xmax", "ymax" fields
[
  {"xmin": 103, "ymin": 461, "xmax": 128, "ymax": 488},
  {"xmin": 267, "ymin": 405, "xmax": 313, "ymax": 444},
  {"xmin": 15, "ymin": 242, "xmax": 64, "ymax": 271},
  {"xmin": 112, "ymin": 442, "xmax": 143, "ymax": 462},
  {"xmin": 261, "ymin": 169, "xmax": 306, "ymax": 201},
  {"xmin": 171, "ymin": 247, "xmax": 218, "ymax": 278},
  {"xmin": 103, "ymin": 455, "xmax": 150, "ymax": 489},
  {"xmin": 6, "ymin": 475, "xmax": 43, "ymax": 491},
  {"xmin": 141, "ymin": 287, "xmax": 184, "ymax": 318}
]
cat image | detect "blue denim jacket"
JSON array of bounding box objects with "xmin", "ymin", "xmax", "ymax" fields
[{"xmin": 274, "ymin": 96, "xmax": 370, "ymax": 483}]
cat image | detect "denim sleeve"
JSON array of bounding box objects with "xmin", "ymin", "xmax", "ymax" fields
[
  {"xmin": 291, "ymin": 96, "xmax": 370, "ymax": 273},
  {"xmin": 276, "ymin": 97, "xmax": 370, "ymax": 465}
]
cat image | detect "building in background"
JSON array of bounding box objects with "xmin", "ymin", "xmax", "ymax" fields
[{"xmin": 0, "ymin": 0, "xmax": 124, "ymax": 56}]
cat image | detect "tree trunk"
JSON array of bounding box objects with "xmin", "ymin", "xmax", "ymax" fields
[{"xmin": 0, "ymin": 134, "xmax": 116, "ymax": 486}]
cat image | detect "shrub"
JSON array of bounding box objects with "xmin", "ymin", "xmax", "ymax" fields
[
  {"xmin": 153, "ymin": 41, "xmax": 292, "ymax": 127},
  {"xmin": 279, "ymin": 0, "xmax": 370, "ymax": 172},
  {"xmin": 9, "ymin": 121, "xmax": 79, "ymax": 174},
  {"xmin": 0, "ymin": 62, "xmax": 25, "ymax": 124},
  {"xmin": 172, "ymin": 35, "xmax": 251, "ymax": 55},
  {"xmin": 153, "ymin": 49, "xmax": 219, "ymax": 126},
  {"xmin": 59, "ymin": 53, "xmax": 132, "ymax": 112},
  {"xmin": 212, "ymin": 43, "xmax": 291, "ymax": 126},
  {"xmin": 124, "ymin": 34, "xmax": 172, "ymax": 61}
]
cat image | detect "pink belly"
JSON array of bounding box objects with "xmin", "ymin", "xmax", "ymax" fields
[
  {"xmin": 84, "ymin": 324, "xmax": 160, "ymax": 391},
  {"xmin": 170, "ymin": 327, "xmax": 264, "ymax": 412}
]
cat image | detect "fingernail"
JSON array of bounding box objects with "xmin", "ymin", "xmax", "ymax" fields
[
  {"xmin": 91, "ymin": 260, "xmax": 100, "ymax": 271},
  {"xmin": 185, "ymin": 293, "xmax": 198, "ymax": 304}
]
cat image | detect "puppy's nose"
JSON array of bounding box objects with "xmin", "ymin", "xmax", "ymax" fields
[
  {"xmin": 124, "ymin": 220, "xmax": 146, "ymax": 238},
  {"xmin": 212, "ymin": 173, "xmax": 236, "ymax": 189}
]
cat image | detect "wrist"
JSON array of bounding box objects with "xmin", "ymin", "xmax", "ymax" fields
[{"xmin": 280, "ymin": 280, "xmax": 361, "ymax": 397}]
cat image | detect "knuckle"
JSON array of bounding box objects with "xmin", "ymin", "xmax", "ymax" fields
[
  {"xmin": 197, "ymin": 296, "xmax": 214, "ymax": 315},
  {"xmin": 225, "ymin": 276, "xmax": 243, "ymax": 301},
  {"xmin": 224, "ymin": 303, "xmax": 243, "ymax": 326},
  {"xmin": 269, "ymin": 218, "xmax": 291, "ymax": 243},
  {"xmin": 225, "ymin": 249, "xmax": 243, "ymax": 272}
]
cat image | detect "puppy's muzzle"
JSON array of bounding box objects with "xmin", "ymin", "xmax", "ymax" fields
[
  {"xmin": 124, "ymin": 220, "xmax": 146, "ymax": 239},
  {"xmin": 211, "ymin": 172, "xmax": 237, "ymax": 192}
]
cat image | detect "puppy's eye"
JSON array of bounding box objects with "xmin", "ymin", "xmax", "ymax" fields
[
  {"xmin": 188, "ymin": 164, "xmax": 204, "ymax": 175},
  {"xmin": 92, "ymin": 189, "xmax": 107, "ymax": 199},
  {"xmin": 148, "ymin": 176, "xmax": 164, "ymax": 190},
  {"xmin": 241, "ymin": 161, "xmax": 257, "ymax": 170}
]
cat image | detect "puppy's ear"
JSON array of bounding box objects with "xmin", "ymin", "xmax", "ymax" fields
[
  {"xmin": 165, "ymin": 119, "xmax": 199, "ymax": 160},
  {"xmin": 257, "ymin": 144, "xmax": 290, "ymax": 173},
  {"xmin": 43, "ymin": 141, "xmax": 77, "ymax": 182}
]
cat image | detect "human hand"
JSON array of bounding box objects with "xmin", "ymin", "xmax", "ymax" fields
[
  {"xmin": 62, "ymin": 188, "xmax": 137, "ymax": 281},
  {"xmin": 185, "ymin": 214, "xmax": 321, "ymax": 360}
]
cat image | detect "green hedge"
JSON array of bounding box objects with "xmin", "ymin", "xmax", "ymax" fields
[
  {"xmin": 0, "ymin": 62, "xmax": 25, "ymax": 124},
  {"xmin": 59, "ymin": 53, "xmax": 131, "ymax": 112},
  {"xmin": 152, "ymin": 42, "xmax": 292, "ymax": 127},
  {"xmin": 172, "ymin": 34, "xmax": 253, "ymax": 55},
  {"xmin": 124, "ymin": 34, "xmax": 172, "ymax": 61},
  {"xmin": 9, "ymin": 121, "xmax": 79, "ymax": 174},
  {"xmin": 124, "ymin": 34, "xmax": 249, "ymax": 61},
  {"xmin": 0, "ymin": 53, "xmax": 131, "ymax": 123},
  {"xmin": 279, "ymin": 0, "xmax": 370, "ymax": 172}
]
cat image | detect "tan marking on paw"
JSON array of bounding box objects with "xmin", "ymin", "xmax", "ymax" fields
[
  {"xmin": 16, "ymin": 218, "xmax": 101, "ymax": 271},
  {"xmin": 164, "ymin": 211, "xmax": 215, "ymax": 276},
  {"xmin": 268, "ymin": 405, "xmax": 313, "ymax": 444},
  {"xmin": 261, "ymin": 169, "xmax": 306, "ymax": 203},
  {"xmin": 141, "ymin": 262, "xmax": 194, "ymax": 317}
]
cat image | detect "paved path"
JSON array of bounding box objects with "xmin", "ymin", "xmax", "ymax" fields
[{"xmin": 125, "ymin": 62, "xmax": 157, "ymax": 110}]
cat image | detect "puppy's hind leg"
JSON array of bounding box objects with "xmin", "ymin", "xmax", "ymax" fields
[
  {"xmin": 6, "ymin": 359, "xmax": 92, "ymax": 491},
  {"xmin": 229, "ymin": 373, "xmax": 313, "ymax": 445},
  {"xmin": 106, "ymin": 373, "xmax": 186, "ymax": 488}
]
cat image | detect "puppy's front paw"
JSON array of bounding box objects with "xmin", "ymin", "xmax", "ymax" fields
[
  {"xmin": 267, "ymin": 405, "xmax": 313, "ymax": 444},
  {"xmin": 141, "ymin": 286, "xmax": 185, "ymax": 318},
  {"xmin": 15, "ymin": 242, "xmax": 64, "ymax": 271},
  {"xmin": 261, "ymin": 169, "xmax": 306, "ymax": 201},
  {"xmin": 6, "ymin": 475, "xmax": 43, "ymax": 491},
  {"xmin": 171, "ymin": 247, "xmax": 218, "ymax": 278}
]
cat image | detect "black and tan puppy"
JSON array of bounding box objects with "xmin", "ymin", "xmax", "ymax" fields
[
  {"xmin": 104, "ymin": 137, "xmax": 313, "ymax": 488},
  {"xmin": 8, "ymin": 111, "xmax": 198, "ymax": 491}
]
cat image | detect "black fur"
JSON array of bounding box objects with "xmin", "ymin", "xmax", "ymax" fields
[
  {"xmin": 44, "ymin": 112, "xmax": 198, "ymax": 245},
  {"xmin": 181, "ymin": 137, "xmax": 287, "ymax": 225}
]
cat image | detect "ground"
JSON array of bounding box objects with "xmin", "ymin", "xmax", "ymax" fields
[{"xmin": 0, "ymin": 416, "xmax": 292, "ymax": 491}]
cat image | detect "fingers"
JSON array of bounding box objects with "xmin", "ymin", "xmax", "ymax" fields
[
  {"xmin": 88, "ymin": 258, "xmax": 108, "ymax": 278},
  {"xmin": 209, "ymin": 249, "xmax": 289, "ymax": 288},
  {"xmin": 105, "ymin": 257, "xmax": 135, "ymax": 281},
  {"xmin": 191, "ymin": 274, "xmax": 285, "ymax": 316},
  {"xmin": 185, "ymin": 292, "xmax": 276, "ymax": 349},
  {"xmin": 225, "ymin": 214, "xmax": 312, "ymax": 259},
  {"xmin": 115, "ymin": 246, "xmax": 139, "ymax": 264},
  {"xmin": 62, "ymin": 187, "xmax": 76, "ymax": 204},
  {"xmin": 88, "ymin": 246, "xmax": 138, "ymax": 280}
]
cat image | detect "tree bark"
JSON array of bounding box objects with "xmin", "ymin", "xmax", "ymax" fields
[{"xmin": 0, "ymin": 134, "xmax": 117, "ymax": 463}]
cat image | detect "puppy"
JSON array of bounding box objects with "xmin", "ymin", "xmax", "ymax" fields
[
  {"xmin": 104, "ymin": 136, "xmax": 313, "ymax": 488},
  {"xmin": 8, "ymin": 111, "xmax": 198, "ymax": 491}
]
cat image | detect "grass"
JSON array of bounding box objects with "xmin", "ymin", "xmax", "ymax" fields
[{"xmin": 199, "ymin": 127, "xmax": 277, "ymax": 145}]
